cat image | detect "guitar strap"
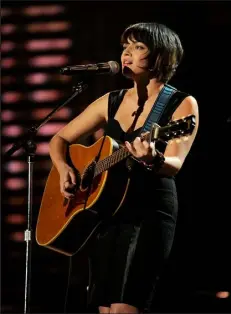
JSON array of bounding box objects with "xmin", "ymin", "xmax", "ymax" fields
[
  {"xmin": 139, "ymin": 83, "xmax": 177, "ymax": 134},
  {"xmin": 93, "ymin": 85, "xmax": 189, "ymax": 163}
]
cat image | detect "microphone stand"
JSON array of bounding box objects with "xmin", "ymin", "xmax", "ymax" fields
[{"xmin": 3, "ymin": 81, "xmax": 88, "ymax": 314}]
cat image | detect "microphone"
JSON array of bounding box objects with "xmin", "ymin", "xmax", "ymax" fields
[{"xmin": 60, "ymin": 61, "xmax": 120, "ymax": 76}]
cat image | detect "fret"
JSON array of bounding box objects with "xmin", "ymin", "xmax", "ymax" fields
[
  {"xmin": 93, "ymin": 113, "xmax": 195, "ymax": 178},
  {"xmin": 94, "ymin": 146, "xmax": 130, "ymax": 177}
]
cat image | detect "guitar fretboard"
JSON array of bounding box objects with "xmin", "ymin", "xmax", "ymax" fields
[
  {"xmin": 94, "ymin": 146, "xmax": 130, "ymax": 177},
  {"xmin": 92, "ymin": 114, "xmax": 195, "ymax": 178}
]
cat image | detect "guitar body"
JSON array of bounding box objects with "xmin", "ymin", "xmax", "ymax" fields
[
  {"xmin": 36, "ymin": 115, "xmax": 195, "ymax": 256},
  {"xmin": 36, "ymin": 136, "xmax": 130, "ymax": 256}
]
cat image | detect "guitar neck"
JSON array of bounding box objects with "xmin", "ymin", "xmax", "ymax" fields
[
  {"xmin": 94, "ymin": 146, "xmax": 130, "ymax": 177},
  {"xmin": 93, "ymin": 114, "xmax": 196, "ymax": 178}
]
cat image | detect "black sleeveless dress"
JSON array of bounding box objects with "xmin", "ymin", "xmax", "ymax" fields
[{"xmin": 87, "ymin": 89, "xmax": 179, "ymax": 312}]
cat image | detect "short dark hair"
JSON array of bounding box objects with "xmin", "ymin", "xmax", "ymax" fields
[{"xmin": 121, "ymin": 22, "xmax": 184, "ymax": 83}]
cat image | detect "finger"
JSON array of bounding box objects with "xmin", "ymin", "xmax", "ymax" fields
[
  {"xmin": 149, "ymin": 141, "xmax": 155, "ymax": 150},
  {"xmin": 140, "ymin": 132, "xmax": 149, "ymax": 141},
  {"xmin": 132, "ymin": 137, "xmax": 143, "ymax": 150},
  {"xmin": 149, "ymin": 141, "xmax": 156, "ymax": 157},
  {"xmin": 69, "ymin": 170, "xmax": 76, "ymax": 185},
  {"xmin": 142, "ymin": 140, "xmax": 150, "ymax": 151},
  {"xmin": 63, "ymin": 173, "xmax": 70, "ymax": 185},
  {"xmin": 125, "ymin": 141, "xmax": 135, "ymax": 153},
  {"xmin": 63, "ymin": 191, "xmax": 75, "ymax": 199},
  {"xmin": 60, "ymin": 182, "xmax": 68, "ymax": 195},
  {"xmin": 64, "ymin": 181, "xmax": 75, "ymax": 189},
  {"xmin": 125, "ymin": 141, "xmax": 141, "ymax": 158},
  {"xmin": 141, "ymin": 131, "xmax": 149, "ymax": 136},
  {"xmin": 60, "ymin": 188, "xmax": 74, "ymax": 199},
  {"xmin": 133, "ymin": 137, "xmax": 147, "ymax": 155},
  {"xmin": 133, "ymin": 136, "xmax": 141, "ymax": 145},
  {"xmin": 60, "ymin": 178, "xmax": 66, "ymax": 193}
]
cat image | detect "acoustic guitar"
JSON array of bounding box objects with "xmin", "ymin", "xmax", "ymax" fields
[{"xmin": 36, "ymin": 115, "xmax": 195, "ymax": 256}]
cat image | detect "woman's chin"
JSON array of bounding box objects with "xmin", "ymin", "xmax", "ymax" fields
[{"xmin": 122, "ymin": 67, "xmax": 135, "ymax": 80}]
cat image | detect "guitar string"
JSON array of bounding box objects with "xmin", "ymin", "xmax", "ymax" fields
[{"xmin": 93, "ymin": 116, "xmax": 192, "ymax": 176}]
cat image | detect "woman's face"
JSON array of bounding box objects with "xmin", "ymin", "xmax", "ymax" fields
[{"xmin": 121, "ymin": 36, "xmax": 150, "ymax": 79}]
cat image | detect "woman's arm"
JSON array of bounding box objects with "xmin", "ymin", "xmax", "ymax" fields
[
  {"xmin": 125, "ymin": 95, "xmax": 199, "ymax": 177},
  {"xmin": 49, "ymin": 93, "xmax": 109, "ymax": 169},
  {"xmin": 158, "ymin": 95, "xmax": 199, "ymax": 176},
  {"xmin": 49, "ymin": 92, "xmax": 109, "ymax": 198}
]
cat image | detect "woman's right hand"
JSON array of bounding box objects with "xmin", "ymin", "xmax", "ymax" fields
[{"xmin": 59, "ymin": 163, "xmax": 76, "ymax": 199}]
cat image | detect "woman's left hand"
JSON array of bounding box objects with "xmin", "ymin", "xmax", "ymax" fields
[{"xmin": 125, "ymin": 134, "xmax": 156, "ymax": 164}]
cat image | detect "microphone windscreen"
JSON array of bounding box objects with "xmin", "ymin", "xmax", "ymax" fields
[{"xmin": 108, "ymin": 61, "xmax": 120, "ymax": 74}]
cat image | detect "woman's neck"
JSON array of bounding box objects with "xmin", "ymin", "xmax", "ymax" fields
[{"xmin": 132, "ymin": 78, "xmax": 164, "ymax": 101}]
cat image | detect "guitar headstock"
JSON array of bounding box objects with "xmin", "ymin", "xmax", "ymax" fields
[{"xmin": 151, "ymin": 114, "xmax": 196, "ymax": 142}]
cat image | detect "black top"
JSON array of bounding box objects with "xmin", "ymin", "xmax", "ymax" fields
[
  {"xmin": 103, "ymin": 89, "xmax": 182, "ymax": 222},
  {"xmin": 88, "ymin": 89, "xmax": 185, "ymax": 311},
  {"xmin": 106, "ymin": 89, "xmax": 141, "ymax": 143}
]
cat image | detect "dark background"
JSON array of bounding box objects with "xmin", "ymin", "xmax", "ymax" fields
[{"xmin": 1, "ymin": 1, "xmax": 231, "ymax": 313}]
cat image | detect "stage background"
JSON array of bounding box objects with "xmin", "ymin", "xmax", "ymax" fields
[{"xmin": 1, "ymin": 1, "xmax": 231, "ymax": 313}]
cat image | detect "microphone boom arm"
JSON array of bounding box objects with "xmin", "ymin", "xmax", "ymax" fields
[{"xmin": 4, "ymin": 82, "xmax": 88, "ymax": 159}]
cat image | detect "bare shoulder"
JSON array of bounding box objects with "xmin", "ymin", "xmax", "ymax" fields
[
  {"xmin": 72, "ymin": 91, "xmax": 110, "ymax": 123},
  {"xmin": 86, "ymin": 91, "xmax": 110, "ymax": 118},
  {"xmin": 55, "ymin": 92, "xmax": 110, "ymax": 143},
  {"xmin": 90, "ymin": 91, "xmax": 110, "ymax": 106},
  {"xmin": 172, "ymin": 94, "xmax": 199, "ymax": 142},
  {"xmin": 172, "ymin": 95, "xmax": 199, "ymax": 121}
]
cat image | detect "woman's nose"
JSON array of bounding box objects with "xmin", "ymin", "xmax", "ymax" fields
[{"xmin": 123, "ymin": 46, "xmax": 132, "ymax": 56}]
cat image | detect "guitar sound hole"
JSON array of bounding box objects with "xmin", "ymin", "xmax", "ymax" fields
[{"xmin": 81, "ymin": 162, "xmax": 96, "ymax": 190}]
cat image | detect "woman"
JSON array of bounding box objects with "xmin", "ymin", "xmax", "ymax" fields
[{"xmin": 49, "ymin": 22, "xmax": 199, "ymax": 313}]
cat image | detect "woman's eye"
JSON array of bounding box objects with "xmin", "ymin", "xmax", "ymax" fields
[{"xmin": 136, "ymin": 45, "xmax": 144, "ymax": 50}]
